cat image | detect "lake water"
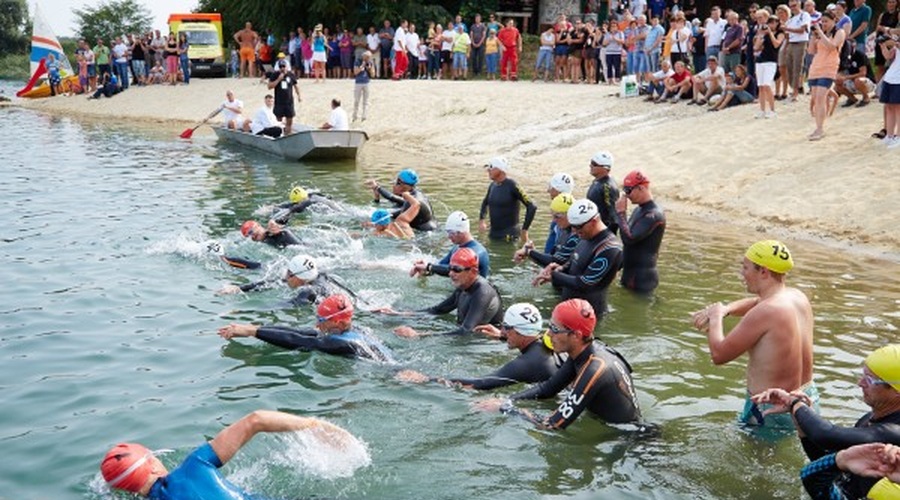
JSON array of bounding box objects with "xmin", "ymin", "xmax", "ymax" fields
[{"xmin": 1, "ymin": 102, "xmax": 899, "ymax": 499}]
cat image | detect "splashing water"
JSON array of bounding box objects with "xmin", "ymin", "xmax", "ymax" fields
[{"xmin": 272, "ymin": 428, "xmax": 371, "ymax": 479}]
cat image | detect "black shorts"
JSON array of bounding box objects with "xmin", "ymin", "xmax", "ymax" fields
[
  {"xmin": 441, "ymin": 50, "xmax": 452, "ymax": 65},
  {"xmin": 880, "ymin": 81, "xmax": 900, "ymax": 104},
  {"xmin": 273, "ymin": 103, "xmax": 295, "ymax": 119}
]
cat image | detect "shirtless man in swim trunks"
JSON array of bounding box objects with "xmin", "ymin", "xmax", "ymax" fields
[
  {"xmin": 233, "ymin": 22, "xmax": 259, "ymax": 78},
  {"xmin": 691, "ymin": 239, "xmax": 816, "ymax": 429}
]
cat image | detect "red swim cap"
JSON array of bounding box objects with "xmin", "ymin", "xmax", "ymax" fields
[
  {"xmin": 623, "ymin": 170, "xmax": 650, "ymax": 188},
  {"xmin": 449, "ymin": 247, "xmax": 478, "ymax": 269},
  {"xmin": 317, "ymin": 294, "xmax": 354, "ymax": 322},
  {"xmin": 101, "ymin": 443, "xmax": 153, "ymax": 493},
  {"xmin": 240, "ymin": 220, "xmax": 257, "ymax": 237},
  {"xmin": 551, "ymin": 299, "xmax": 597, "ymax": 338}
]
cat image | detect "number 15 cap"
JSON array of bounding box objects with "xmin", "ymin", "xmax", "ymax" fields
[{"xmin": 745, "ymin": 240, "xmax": 794, "ymax": 274}]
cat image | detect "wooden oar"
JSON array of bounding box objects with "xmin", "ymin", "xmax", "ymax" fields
[{"xmin": 179, "ymin": 106, "xmax": 223, "ymax": 139}]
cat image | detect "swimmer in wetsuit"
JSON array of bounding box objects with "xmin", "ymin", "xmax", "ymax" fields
[
  {"xmin": 613, "ymin": 170, "xmax": 666, "ymax": 293},
  {"xmin": 370, "ymin": 191, "xmax": 419, "ymax": 239},
  {"xmin": 388, "ymin": 248, "xmax": 502, "ymax": 338},
  {"xmin": 478, "ymin": 157, "xmax": 538, "ymax": 242},
  {"xmin": 396, "ymin": 303, "xmax": 564, "ymax": 390},
  {"xmin": 585, "ymin": 151, "xmax": 620, "ymax": 235},
  {"xmin": 365, "ymin": 168, "xmax": 436, "ymax": 232},
  {"xmin": 752, "ymin": 345, "xmax": 900, "ymax": 499},
  {"xmin": 271, "ymin": 186, "xmax": 342, "ymax": 224},
  {"xmin": 217, "ymin": 254, "xmax": 340, "ymax": 306},
  {"xmin": 533, "ymin": 199, "xmax": 622, "ymax": 318},
  {"xmin": 218, "ymin": 294, "xmax": 394, "ymax": 362},
  {"xmin": 515, "ymin": 193, "xmax": 578, "ymax": 269},
  {"xmin": 100, "ymin": 409, "xmax": 357, "ymax": 499},
  {"xmin": 240, "ymin": 219, "xmax": 301, "ymax": 248},
  {"xmin": 409, "ymin": 211, "xmax": 491, "ymax": 278},
  {"xmin": 543, "ymin": 172, "xmax": 576, "ymax": 253},
  {"xmin": 475, "ymin": 298, "xmax": 642, "ymax": 428}
]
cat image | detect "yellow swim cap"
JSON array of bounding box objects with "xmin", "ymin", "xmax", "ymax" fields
[
  {"xmin": 867, "ymin": 478, "xmax": 900, "ymax": 500},
  {"xmin": 550, "ymin": 193, "xmax": 575, "ymax": 214},
  {"xmin": 866, "ymin": 345, "xmax": 900, "ymax": 392},
  {"xmin": 289, "ymin": 186, "xmax": 308, "ymax": 204},
  {"xmin": 745, "ymin": 240, "xmax": 794, "ymax": 274}
]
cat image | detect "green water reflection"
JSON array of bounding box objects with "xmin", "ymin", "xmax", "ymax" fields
[{"xmin": 0, "ymin": 108, "xmax": 898, "ymax": 499}]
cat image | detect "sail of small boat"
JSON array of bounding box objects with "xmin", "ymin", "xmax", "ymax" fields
[{"xmin": 17, "ymin": 4, "xmax": 75, "ymax": 98}]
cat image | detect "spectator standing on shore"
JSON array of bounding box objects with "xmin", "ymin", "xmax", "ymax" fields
[
  {"xmin": 94, "ymin": 38, "xmax": 111, "ymax": 82},
  {"xmin": 353, "ymin": 51, "xmax": 374, "ymax": 122},
  {"xmin": 498, "ymin": 18, "xmax": 523, "ymax": 81},
  {"xmin": 379, "ymin": 20, "xmax": 395, "ymax": 79},
  {"xmin": 233, "ymin": 22, "xmax": 259, "ymax": 78},
  {"xmin": 880, "ymin": 35, "xmax": 900, "ymax": 148},
  {"xmin": 452, "ymin": 24, "xmax": 471, "ymax": 80},
  {"xmin": 470, "ymin": 14, "xmax": 487, "ymax": 77},
  {"xmin": 806, "ymin": 12, "xmax": 845, "ymax": 141},
  {"xmin": 783, "ymin": 0, "xmax": 811, "ymax": 102},
  {"xmin": 755, "ymin": 11, "xmax": 785, "ymax": 118},
  {"xmin": 392, "ymin": 20, "xmax": 409, "ymax": 80},
  {"xmin": 874, "ymin": 0, "xmax": 899, "ymax": 79},
  {"xmin": 178, "ymin": 33, "xmax": 190, "ymax": 85},
  {"xmin": 603, "ymin": 21, "xmax": 625, "ymax": 85},
  {"xmin": 848, "ymin": 0, "xmax": 872, "ymax": 55},
  {"xmin": 721, "ymin": 11, "xmax": 744, "ymax": 73},
  {"xmin": 485, "ymin": 28, "xmax": 500, "ymax": 80},
  {"xmin": 366, "ymin": 26, "xmax": 380, "ymax": 78}
]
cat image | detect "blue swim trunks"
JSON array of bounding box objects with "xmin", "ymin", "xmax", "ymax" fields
[{"xmin": 740, "ymin": 383, "xmax": 820, "ymax": 430}]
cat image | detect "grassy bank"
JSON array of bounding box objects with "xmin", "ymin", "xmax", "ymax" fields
[{"xmin": 0, "ymin": 53, "xmax": 29, "ymax": 80}]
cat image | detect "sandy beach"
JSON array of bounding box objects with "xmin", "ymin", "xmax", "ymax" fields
[{"xmin": 18, "ymin": 77, "xmax": 896, "ymax": 257}]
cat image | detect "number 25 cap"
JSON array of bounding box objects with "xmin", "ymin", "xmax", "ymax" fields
[{"xmin": 745, "ymin": 240, "xmax": 794, "ymax": 274}]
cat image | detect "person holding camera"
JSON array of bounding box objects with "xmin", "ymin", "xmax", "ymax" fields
[
  {"xmin": 754, "ymin": 10, "xmax": 786, "ymax": 118},
  {"xmin": 353, "ymin": 50, "xmax": 374, "ymax": 122},
  {"xmin": 266, "ymin": 59, "xmax": 302, "ymax": 134},
  {"xmin": 806, "ymin": 11, "xmax": 845, "ymax": 141}
]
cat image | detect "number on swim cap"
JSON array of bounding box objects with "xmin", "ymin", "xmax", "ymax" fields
[{"xmin": 771, "ymin": 244, "xmax": 790, "ymax": 261}]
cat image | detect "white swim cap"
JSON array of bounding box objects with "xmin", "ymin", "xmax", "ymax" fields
[
  {"xmin": 503, "ymin": 303, "xmax": 543, "ymax": 336},
  {"xmin": 567, "ymin": 199, "xmax": 599, "ymax": 226},
  {"xmin": 445, "ymin": 211, "xmax": 470, "ymax": 233},
  {"xmin": 288, "ymin": 254, "xmax": 318, "ymax": 281},
  {"xmin": 484, "ymin": 156, "xmax": 510, "ymax": 173},
  {"xmin": 590, "ymin": 151, "xmax": 614, "ymax": 168},
  {"xmin": 548, "ymin": 172, "xmax": 575, "ymax": 193}
]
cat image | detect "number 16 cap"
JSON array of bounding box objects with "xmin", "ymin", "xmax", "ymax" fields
[{"xmin": 745, "ymin": 240, "xmax": 794, "ymax": 274}]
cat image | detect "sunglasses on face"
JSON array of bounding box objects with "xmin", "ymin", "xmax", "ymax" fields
[
  {"xmin": 448, "ymin": 265, "xmax": 472, "ymax": 273},
  {"xmin": 547, "ymin": 323, "xmax": 572, "ymax": 335},
  {"xmin": 623, "ymin": 185, "xmax": 642, "ymax": 195},
  {"xmin": 860, "ymin": 372, "xmax": 894, "ymax": 386},
  {"xmin": 395, "ymin": 179, "xmax": 408, "ymax": 186},
  {"xmin": 570, "ymin": 215, "xmax": 597, "ymax": 231}
]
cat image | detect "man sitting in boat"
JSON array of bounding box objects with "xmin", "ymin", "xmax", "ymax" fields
[
  {"xmin": 369, "ymin": 191, "xmax": 419, "ymax": 239},
  {"xmin": 248, "ymin": 94, "xmax": 283, "ymax": 138},
  {"xmin": 320, "ymin": 98, "xmax": 349, "ymax": 131},
  {"xmin": 221, "ymin": 90, "xmax": 247, "ymax": 130}
]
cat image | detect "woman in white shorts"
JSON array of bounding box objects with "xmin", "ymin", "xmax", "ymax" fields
[{"xmin": 753, "ymin": 12, "xmax": 785, "ymax": 118}]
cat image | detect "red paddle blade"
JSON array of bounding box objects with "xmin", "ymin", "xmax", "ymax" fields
[{"xmin": 179, "ymin": 128, "xmax": 194, "ymax": 139}]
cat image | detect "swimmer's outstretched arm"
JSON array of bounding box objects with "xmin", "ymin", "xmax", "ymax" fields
[{"xmin": 210, "ymin": 410, "xmax": 352, "ymax": 465}]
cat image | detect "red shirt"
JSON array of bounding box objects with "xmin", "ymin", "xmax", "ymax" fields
[
  {"xmin": 672, "ymin": 69, "xmax": 691, "ymax": 83},
  {"xmin": 497, "ymin": 27, "xmax": 520, "ymax": 48}
]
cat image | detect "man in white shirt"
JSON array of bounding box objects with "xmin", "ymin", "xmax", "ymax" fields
[
  {"xmin": 690, "ymin": 55, "xmax": 726, "ymax": 104},
  {"xmin": 644, "ymin": 58, "xmax": 675, "ymax": 100},
  {"xmin": 392, "ymin": 20, "xmax": 408, "ymax": 80},
  {"xmin": 366, "ymin": 26, "xmax": 381, "ymax": 77},
  {"xmin": 221, "ymin": 90, "xmax": 247, "ymax": 130},
  {"xmin": 250, "ymin": 95, "xmax": 283, "ymax": 138},
  {"xmin": 630, "ymin": 0, "xmax": 647, "ymax": 17},
  {"xmin": 406, "ymin": 24, "xmax": 420, "ymax": 79},
  {"xmin": 704, "ymin": 6, "xmax": 728, "ymax": 61},
  {"xmin": 150, "ymin": 30, "xmax": 165, "ymax": 66},
  {"xmin": 320, "ymin": 98, "xmax": 349, "ymax": 131},
  {"xmin": 112, "ymin": 36, "xmax": 130, "ymax": 90},
  {"xmin": 783, "ymin": 0, "xmax": 811, "ymax": 101}
]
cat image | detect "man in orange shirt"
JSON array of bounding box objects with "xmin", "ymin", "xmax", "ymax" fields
[{"xmin": 497, "ymin": 18, "xmax": 523, "ymax": 81}]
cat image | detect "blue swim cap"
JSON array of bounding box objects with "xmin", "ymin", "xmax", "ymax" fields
[
  {"xmin": 371, "ymin": 209, "xmax": 391, "ymax": 226},
  {"xmin": 397, "ymin": 169, "xmax": 419, "ymax": 186}
]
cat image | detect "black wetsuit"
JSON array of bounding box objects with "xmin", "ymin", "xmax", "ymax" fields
[
  {"xmin": 586, "ymin": 176, "xmax": 620, "ymax": 235},
  {"xmin": 509, "ymin": 342, "xmax": 641, "ymax": 428},
  {"xmin": 614, "ymin": 200, "xmax": 665, "ymax": 293},
  {"xmin": 529, "ymin": 231, "xmax": 579, "ymax": 267},
  {"xmin": 272, "ymin": 193, "xmax": 339, "ymax": 224},
  {"xmin": 236, "ymin": 275, "xmax": 339, "ymax": 307},
  {"xmin": 375, "ymin": 186, "xmax": 436, "ymax": 231},
  {"xmin": 479, "ymin": 178, "xmax": 538, "ymax": 241},
  {"xmin": 550, "ymin": 229, "xmax": 623, "ymax": 318},
  {"xmin": 448, "ymin": 337, "xmax": 564, "ymax": 390},
  {"xmin": 421, "ymin": 275, "xmax": 502, "ymax": 335},
  {"xmin": 255, "ymin": 325, "xmax": 394, "ymax": 362},
  {"xmin": 797, "ymin": 406, "xmax": 900, "ymax": 499},
  {"xmin": 261, "ymin": 229, "xmax": 301, "ymax": 248}
]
